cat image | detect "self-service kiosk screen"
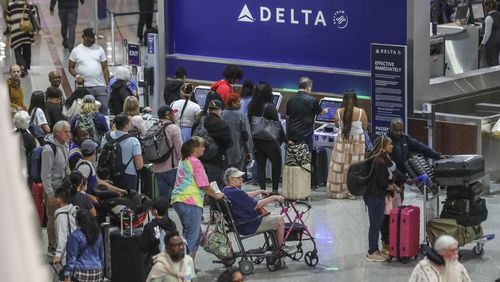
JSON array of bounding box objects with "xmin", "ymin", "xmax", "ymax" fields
[
  {"xmin": 315, "ymin": 100, "xmax": 342, "ymax": 123},
  {"xmin": 471, "ymin": 2, "xmax": 485, "ymax": 21},
  {"xmin": 272, "ymin": 93, "xmax": 282, "ymax": 109},
  {"xmin": 454, "ymin": 5, "xmax": 470, "ymax": 21},
  {"xmin": 194, "ymin": 87, "xmax": 210, "ymax": 109}
]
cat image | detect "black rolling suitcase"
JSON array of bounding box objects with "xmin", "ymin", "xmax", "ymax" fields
[
  {"xmin": 110, "ymin": 211, "xmax": 148, "ymax": 282},
  {"xmin": 311, "ymin": 146, "xmax": 328, "ymax": 187},
  {"xmin": 433, "ymin": 155, "xmax": 484, "ymax": 186},
  {"xmin": 101, "ymin": 223, "xmax": 118, "ymax": 279},
  {"xmin": 446, "ymin": 181, "xmax": 483, "ymax": 201}
]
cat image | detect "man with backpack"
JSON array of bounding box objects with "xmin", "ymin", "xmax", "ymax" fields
[
  {"xmin": 148, "ymin": 105, "xmax": 182, "ymax": 202},
  {"xmin": 98, "ymin": 113, "xmax": 143, "ymax": 191},
  {"xmin": 198, "ymin": 100, "xmax": 233, "ymax": 190},
  {"xmin": 41, "ymin": 120, "xmax": 71, "ymax": 254}
]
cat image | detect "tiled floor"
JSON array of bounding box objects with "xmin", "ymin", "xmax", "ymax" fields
[{"xmin": 3, "ymin": 1, "xmax": 500, "ymax": 281}]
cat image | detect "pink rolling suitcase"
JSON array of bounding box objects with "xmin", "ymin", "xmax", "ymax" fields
[{"xmin": 389, "ymin": 206, "xmax": 420, "ymax": 261}]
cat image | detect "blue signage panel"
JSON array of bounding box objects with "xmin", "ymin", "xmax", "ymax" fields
[
  {"xmin": 147, "ymin": 34, "xmax": 155, "ymax": 54},
  {"xmin": 370, "ymin": 43, "xmax": 407, "ymax": 136},
  {"xmin": 128, "ymin": 43, "xmax": 140, "ymax": 65},
  {"xmin": 168, "ymin": 0, "xmax": 406, "ymax": 71}
]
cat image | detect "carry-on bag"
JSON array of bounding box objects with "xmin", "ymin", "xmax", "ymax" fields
[
  {"xmin": 110, "ymin": 210, "xmax": 148, "ymax": 282},
  {"xmin": 141, "ymin": 163, "xmax": 158, "ymax": 200},
  {"xmin": 101, "ymin": 222, "xmax": 119, "ymax": 279},
  {"xmin": 446, "ymin": 181, "xmax": 483, "ymax": 201},
  {"xmin": 311, "ymin": 146, "xmax": 328, "ymax": 187},
  {"xmin": 389, "ymin": 206, "xmax": 420, "ymax": 260},
  {"xmin": 282, "ymin": 164, "xmax": 311, "ymax": 200},
  {"xmin": 427, "ymin": 218, "xmax": 483, "ymax": 247},
  {"xmin": 433, "ymin": 155, "xmax": 484, "ymax": 186},
  {"xmin": 405, "ymin": 154, "xmax": 435, "ymax": 179},
  {"xmin": 440, "ymin": 198, "xmax": 488, "ymax": 226}
]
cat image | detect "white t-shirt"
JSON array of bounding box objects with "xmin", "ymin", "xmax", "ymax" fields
[
  {"xmin": 33, "ymin": 108, "xmax": 48, "ymax": 127},
  {"xmin": 171, "ymin": 99, "xmax": 201, "ymax": 128},
  {"xmin": 69, "ymin": 44, "xmax": 107, "ymax": 87}
]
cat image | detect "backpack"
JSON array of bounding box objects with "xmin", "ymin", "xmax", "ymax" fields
[
  {"xmin": 346, "ymin": 157, "xmax": 375, "ymax": 196},
  {"xmin": 28, "ymin": 142, "xmax": 57, "ymax": 183},
  {"xmin": 192, "ymin": 117, "xmax": 218, "ymax": 161},
  {"xmin": 75, "ymin": 112, "xmax": 101, "ymax": 146},
  {"xmin": 97, "ymin": 133, "xmax": 132, "ymax": 182},
  {"xmin": 29, "ymin": 108, "xmax": 46, "ymax": 145},
  {"xmin": 143, "ymin": 121, "xmax": 173, "ymax": 164}
]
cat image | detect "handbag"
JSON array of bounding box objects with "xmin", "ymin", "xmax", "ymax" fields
[
  {"xmin": 250, "ymin": 104, "xmax": 281, "ymax": 141},
  {"xmin": 19, "ymin": 4, "xmax": 34, "ymax": 33},
  {"xmin": 203, "ymin": 212, "xmax": 233, "ymax": 259},
  {"xmin": 346, "ymin": 157, "xmax": 376, "ymax": 196},
  {"xmin": 285, "ymin": 143, "xmax": 311, "ymax": 166}
]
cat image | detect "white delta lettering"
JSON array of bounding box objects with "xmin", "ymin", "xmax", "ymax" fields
[{"xmin": 260, "ymin": 7, "xmax": 327, "ymax": 26}]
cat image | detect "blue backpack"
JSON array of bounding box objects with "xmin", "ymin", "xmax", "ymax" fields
[{"xmin": 28, "ymin": 143, "xmax": 57, "ymax": 183}]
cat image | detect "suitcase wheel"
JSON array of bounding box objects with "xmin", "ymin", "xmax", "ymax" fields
[{"xmin": 472, "ymin": 244, "xmax": 485, "ymax": 256}]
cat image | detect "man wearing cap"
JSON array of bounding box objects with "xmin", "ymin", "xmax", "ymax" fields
[
  {"xmin": 68, "ymin": 27, "xmax": 110, "ymax": 115},
  {"xmin": 222, "ymin": 167, "xmax": 294, "ymax": 252},
  {"xmin": 201, "ymin": 100, "xmax": 233, "ymax": 189},
  {"xmin": 76, "ymin": 139, "xmax": 127, "ymax": 199},
  {"xmin": 50, "ymin": 0, "xmax": 84, "ymax": 51},
  {"xmin": 153, "ymin": 105, "xmax": 182, "ymax": 202}
]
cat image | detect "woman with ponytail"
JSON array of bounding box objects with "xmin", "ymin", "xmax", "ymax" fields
[
  {"xmin": 63, "ymin": 209, "xmax": 104, "ymax": 282},
  {"xmin": 68, "ymin": 170, "xmax": 97, "ymax": 217},
  {"xmin": 363, "ymin": 135, "xmax": 402, "ymax": 262},
  {"xmin": 327, "ymin": 90, "xmax": 368, "ymax": 199}
]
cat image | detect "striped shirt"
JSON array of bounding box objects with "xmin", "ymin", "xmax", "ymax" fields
[{"xmin": 6, "ymin": 1, "xmax": 35, "ymax": 49}]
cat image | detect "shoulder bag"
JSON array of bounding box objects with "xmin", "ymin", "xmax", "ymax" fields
[
  {"xmin": 19, "ymin": 2, "xmax": 34, "ymax": 33},
  {"xmin": 250, "ymin": 104, "xmax": 281, "ymax": 141},
  {"xmin": 203, "ymin": 212, "xmax": 233, "ymax": 259}
]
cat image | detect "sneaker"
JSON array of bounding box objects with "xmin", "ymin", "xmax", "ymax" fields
[{"xmin": 366, "ymin": 251, "xmax": 387, "ymax": 262}]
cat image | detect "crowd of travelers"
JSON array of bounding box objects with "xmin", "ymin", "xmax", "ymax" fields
[{"xmin": 7, "ymin": 23, "xmax": 471, "ymax": 280}]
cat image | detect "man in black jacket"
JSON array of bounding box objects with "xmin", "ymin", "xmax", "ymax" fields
[
  {"xmin": 50, "ymin": 0, "xmax": 84, "ymax": 51},
  {"xmin": 164, "ymin": 67, "xmax": 187, "ymax": 106},
  {"xmin": 387, "ymin": 118, "xmax": 443, "ymax": 177},
  {"xmin": 139, "ymin": 198, "xmax": 177, "ymax": 270},
  {"xmin": 202, "ymin": 100, "xmax": 233, "ymax": 189}
]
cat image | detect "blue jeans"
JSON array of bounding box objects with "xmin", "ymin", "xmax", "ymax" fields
[
  {"xmin": 173, "ymin": 203, "xmax": 203, "ymax": 255},
  {"xmin": 363, "ymin": 195, "xmax": 385, "ymax": 253},
  {"xmin": 114, "ymin": 173, "xmax": 138, "ymax": 191},
  {"xmin": 180, "ymin": 127, "xmax": 192, "ymax": 142},
  {"xmin": 155, "ymin": 169, "xmax": 176, "ymax": 201}
]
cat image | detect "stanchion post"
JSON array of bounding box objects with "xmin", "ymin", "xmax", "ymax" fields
[
  {"xmin": 111, "ymin": 12, "xmax": 115, "ymax": 66},
  {"xmin": 93, "ymin": 0, "xmax": 98, "ymax": 35}
]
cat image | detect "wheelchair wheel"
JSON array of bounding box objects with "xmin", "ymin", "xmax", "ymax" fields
[
  {"xmin": 304, "ymin": 251, "xmax": 319, "ymax": 267},
  {"xmin": 239, "ymin": 260, "xmax": 254, "ymax": 275},
  {"xmin": 222, "ymin": 256, "xmax": 236, "ymax": 267},
  {"xmin": 266, "ymin": 256, "xmax": 282, "ymax": 272}
]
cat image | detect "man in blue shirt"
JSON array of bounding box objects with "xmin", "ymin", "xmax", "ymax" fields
[
  {"xmin": 222, "ymin": 167, "xmax": 294, "ymax": 251},
  {"xmin": 100, "ymin": 113, "xmax": 143, "ymax": 191}
]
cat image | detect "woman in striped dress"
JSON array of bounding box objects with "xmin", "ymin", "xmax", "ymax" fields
[
  {"xmin": 6, "ymin": 0, "xmax": 35, "ymax": 77},
  {"xmin": 326, "ymin": 90, "xmax": 368, "ymax": 199}
]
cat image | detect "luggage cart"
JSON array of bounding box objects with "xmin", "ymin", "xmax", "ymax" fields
[{"xmin": 415, "ymin": 174, "xmax": 440, "ymax": 256}]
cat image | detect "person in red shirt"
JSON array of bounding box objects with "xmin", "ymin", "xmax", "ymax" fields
[{"xmin": 210, "ymin": 65, "xmax": 243, "ymax": 106}]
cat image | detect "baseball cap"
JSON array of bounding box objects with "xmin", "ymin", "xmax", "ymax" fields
[
  {"xmin": 82, "ymin": 28, "xmax": 95, "ymax": 38},
  {"xmin": 82, "ymin": 95, "xmax": 95, "ymax": 103},
  {"xmin": 81, "ymin": 139, "xmax": 98, "ymax": 155},
  {"xmin": 158, "ymin": 105, "xmax": 178, "ymax": 118},
  {"xmin": 224, "ymin": 167, "xmax": 245, "ymax": 184},
  {"xmin": 208, "ymin": 99, "xmax": 223, "ymax": 109}
]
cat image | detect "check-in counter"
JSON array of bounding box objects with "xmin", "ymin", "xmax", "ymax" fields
[{"xmin": 437, "ymin": 23, "xmax": 481, "ymax": 76}]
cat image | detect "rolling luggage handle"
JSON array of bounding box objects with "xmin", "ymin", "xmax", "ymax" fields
[{"xmin": 119, "ymin": 208, "xmax": 134, "ymax": 237}]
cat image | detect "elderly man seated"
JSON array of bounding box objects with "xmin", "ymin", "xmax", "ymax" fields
[
  {"xmin": 222, "ymin": 167, "xmax": 294, "ymax": 252},
  {"xmin": 409, "ymin": 235, "xmax": 471, "ymax": 282}
]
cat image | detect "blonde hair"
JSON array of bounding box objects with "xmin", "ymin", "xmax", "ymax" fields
[
  {"xmin": 80, "ymin": 101, "xmax": 97, "ymax": 114},
  {"xmin": 123, "ymin": 96, "xmax": 140, "ymax": 116}
]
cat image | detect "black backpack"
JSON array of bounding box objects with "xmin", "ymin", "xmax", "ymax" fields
[
  {"xmin": 97, "ymin": 133, "xmax": 132, "ymax": 181},
  {"xmin": 143, "ymin": 121, "xmax": 173, "ymax": 164},
  {"xmin": 192, "ymin": 117, "xmax": 219, "ymax": 161},
  {"xmin": 346, "ymin": 157, "xmax": 375, "ymax": 196}
]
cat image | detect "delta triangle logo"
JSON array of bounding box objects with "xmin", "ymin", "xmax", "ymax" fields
[{"xmin": 238, "ymin": 4, "xmax": 255, "ymax": 23}]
